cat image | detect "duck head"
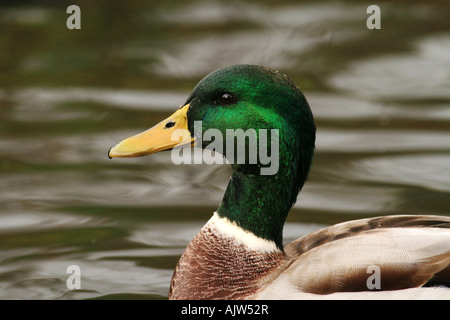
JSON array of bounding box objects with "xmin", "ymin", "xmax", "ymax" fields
[{"xmin": 109, "ymin": 64, "xmax": 316, "ymax": 249}]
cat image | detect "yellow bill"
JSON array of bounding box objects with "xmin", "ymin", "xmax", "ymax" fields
[{"xmin": 108, "ymin": 104, "xmax": 194, "ymax": 158}]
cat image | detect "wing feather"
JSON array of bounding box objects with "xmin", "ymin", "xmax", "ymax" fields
[{"xmin": 281, "ymin": 215, "xmax": 450, "ymax": 295}]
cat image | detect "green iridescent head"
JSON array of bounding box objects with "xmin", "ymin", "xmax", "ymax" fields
[
  {"xmin": 185, "ymin": 64, "xmax": 315, "ymax": 178},
  {"xmin": 109, "ymin": 64, "xmax": 316, "ymax": 248}
]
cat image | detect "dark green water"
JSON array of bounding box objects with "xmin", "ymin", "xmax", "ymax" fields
[{"xmin": 0, "ymin": 0, "xmax": 449, "ymax": 299}]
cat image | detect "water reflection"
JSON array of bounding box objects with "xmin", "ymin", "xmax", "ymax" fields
[
  {"xmin": 351, "ymin": 154, "xmax": 450, "ymax": 193},
  {"xmin": 150, "ymin": 2, "xmax": 365, "ymax": 77},
  {"xmin": 329, "ymin": 34, "xmax": 450, "ymax": 100}
]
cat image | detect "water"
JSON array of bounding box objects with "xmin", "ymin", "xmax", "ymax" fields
[{"xmin": 0, "ymin": 1, "xmax": 449, "ymax": 300}]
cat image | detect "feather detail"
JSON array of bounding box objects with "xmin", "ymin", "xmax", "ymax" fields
[{"xmin": 254, "ymin": 215, "xmax": 450, "ymax": 298}]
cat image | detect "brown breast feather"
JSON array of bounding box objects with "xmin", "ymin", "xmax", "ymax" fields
[{"xmin": 169, "ymin": 223, "xmax": 285, "ymax": 300}]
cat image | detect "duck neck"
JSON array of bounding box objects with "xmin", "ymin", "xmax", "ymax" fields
[{"xmin": 217, "ymin": 149, "xmax": 308, "ymax": 250}]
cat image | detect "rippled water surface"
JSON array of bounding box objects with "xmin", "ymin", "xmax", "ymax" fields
[{"xmin": 0, "ymin": 1, "xmax": 449, "ymax": 299}]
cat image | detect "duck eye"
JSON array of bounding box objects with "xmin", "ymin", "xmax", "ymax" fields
[{"xmin": 219, "ymin": 93, "xmax": 236, "ymax": 105}]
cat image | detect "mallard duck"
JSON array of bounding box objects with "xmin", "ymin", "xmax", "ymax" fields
[{"xmin": 108, "ymin": 64, "xmax": 450, "ymax": 300}]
